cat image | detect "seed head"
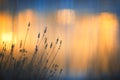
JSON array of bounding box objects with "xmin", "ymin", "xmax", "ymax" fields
[
  {"xmin": 44, "ymin": 37, "xmax": 47, "ymax": 44},
  {"xmin": 56, "ymin": 38, "xmax": 59, "ymax": 44},
  {"xmin": 20, "ymin": 40, "xmax": 22, "ymax": 48},
  {"xmin": 35, "ymin": 45, "xmax": 38, "ymax": 52},
  {"xmin": 60, "ymin": 40, "xmax": 62, "ymax": 45},
  {"xmin": 38, "ymin": 32, "xmax": 40, "ymax": 38},
  {"xmin": 11, "ymin": 44, "xmax": 15, "ymax": 49},
  {"xmin": 28, "ymin": 22, "xmax": 30, "ymax": 27},
  {"xmin": 55, "ymin": 64, "xmax": 59, "ymax": 68},
  {"xmin": 2, "ymin": 41, "xmax": 4, "ymax": 44},
  {"xmin": 50, "ymin": 42, "xmax": 53, "ymax": 48},
  {"xmin": 44, "ymin": 27, "xmax": 47, "ymax": 33}
]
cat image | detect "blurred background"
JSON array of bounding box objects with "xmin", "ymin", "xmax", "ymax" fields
[{"xmin": 0, "ymin": 0, "xmax": 120, "ymax": 79}]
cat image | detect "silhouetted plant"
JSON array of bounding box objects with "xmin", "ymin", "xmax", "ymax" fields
[{"xmin": 0, "ymin": 22, "xmax": 63, "ymax": 80}]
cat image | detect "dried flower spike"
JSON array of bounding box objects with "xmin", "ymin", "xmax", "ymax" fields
[
  {"xmin": 56, "ymin": 38, "xmax": 59, "ymax": 44},
  {"xmin": 55, "ymin": 64, "xmax": 59, "ymax": 68},
  {"xmin": 38, "ymin": 32, "xmax": 40, "ymax": 38},
  {"xmin": 44, "ymin": 37, "xmax": 47, "ymax": 44},
  {"xmin": 28, "ymin": 22, "xmax": 30, "ymax": 27},
  {"xmin": 44, "ymin": 26, "xmax": 47, "ymax": 33},
  {"xmin": 45, "ymin": 43, "xmax": 48, "ymax": 49},
  {"xmin": 20, "ymin": 40, "xmax": 22, "ymax": 48},
  {"xmin": 35, "ymin": 45, "xmax": 38, "ymax": 52},
  {"xmin": 11, "ymin": 44, "xmax": 15, "ymax": 49},
  {"xmin": 60, "ymin": 40, "xmax": 62, "ymax": 45},
  {"xmin": 50, "ymin": 42, "xmax": 53, "ymax": 48},
  {"xmin": 2, "ymin": 41, "xmax": 4, "ymax": 44}
]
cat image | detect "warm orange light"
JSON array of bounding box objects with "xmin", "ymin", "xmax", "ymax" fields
[
  {"xmin": 57, "ymin": 9, "xmax": 75, "ymax": 25},
  {"xmin": 71, "ymin": 12, "xmax": 119, "ymax": 71},
  {"xmin": 99, "ymin": 12, "xmax": 118, "ymax": 53},
  {"xmin": 2, "ymin": 32, "xmax": 12, "ymax": 43}
]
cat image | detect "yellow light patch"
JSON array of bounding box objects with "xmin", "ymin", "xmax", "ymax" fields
[{"xmin": 2, "ymin": 32, "xmax": 12, "ymax": 43}]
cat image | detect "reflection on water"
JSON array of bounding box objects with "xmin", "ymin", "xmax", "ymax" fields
[{"xmin": 0, "ymin": 10, "xmax": 120, "ymax": 79}]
